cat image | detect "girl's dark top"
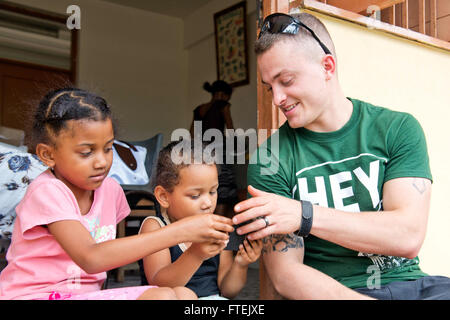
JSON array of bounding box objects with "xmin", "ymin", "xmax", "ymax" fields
[{"xmin": 138, "ymin": 212, "xmax": 221, "ymax": 298}]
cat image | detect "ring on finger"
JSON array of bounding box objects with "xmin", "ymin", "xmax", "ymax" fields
[{"xmin": 260, "ymin": 216, "xmax": 270, "ymax": 228}]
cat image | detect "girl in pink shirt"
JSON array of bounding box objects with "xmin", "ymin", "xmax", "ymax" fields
[{"xmin": 0, "ymin": 88, "xmax": 233, "ymax": 300}]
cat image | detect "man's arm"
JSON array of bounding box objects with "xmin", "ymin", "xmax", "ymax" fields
[
  {"xmin": 234, "ymin": 176, "xmax": 431, "ymax": 259},
  {"xmin": 311, "ymin": 177, "xmax": 431, "ymax": 258},
  {"xmin": 262, "ymin": 233, "xmax": 373, "ymax": 300}
]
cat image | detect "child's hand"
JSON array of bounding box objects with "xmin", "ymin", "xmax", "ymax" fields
[
  {"xmin": 178, "ymin": 214, "xmax": 233, "ymax": 243},
  {"xmin": 189, "ymin": 241, "xmax": 227, "ymax": 261},
  {"xmin": 234, "ymin": 239, "xmax": 263, "ymax": 267}
]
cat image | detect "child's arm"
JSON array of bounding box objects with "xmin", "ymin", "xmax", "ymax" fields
[
  {"xmin": 141, "ymin": 218, "xmax": 226, "ymax": 287},
  {"xmin": 47, "ymin": 213, "xmax": 233, "ymax": 274},
  {"xmin": 218, "ymin": 239, "xmax": 262, "ymax": 299}
]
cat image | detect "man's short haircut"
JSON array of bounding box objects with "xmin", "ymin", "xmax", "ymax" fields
[{"xmin": 255, "ymin": 12, "xmax": 336, "ymax": 60}]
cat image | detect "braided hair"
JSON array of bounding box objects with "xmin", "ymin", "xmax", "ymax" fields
[{"xmin": 32, "ymin": 88, "xmax": 112, "ymax": 148}]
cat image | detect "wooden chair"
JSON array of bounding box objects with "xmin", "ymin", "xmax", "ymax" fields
[{"xmin": 113, "ymin": 133, "xmax": 163, "ymax": 282}]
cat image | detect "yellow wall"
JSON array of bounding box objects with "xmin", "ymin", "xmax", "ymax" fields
[{"xmin": 306, "ymin": 10, "xmax": 450, "ymax": 277}]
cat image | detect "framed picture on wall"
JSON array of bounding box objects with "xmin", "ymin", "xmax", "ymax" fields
[{"xmin": 214, "ymin": 1, "xmax": 249, "ymax": 87}]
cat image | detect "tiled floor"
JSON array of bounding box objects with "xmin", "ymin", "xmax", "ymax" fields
[{"xmin": 106, "ymin": 262, "xmax": 260, "ymax": 300}]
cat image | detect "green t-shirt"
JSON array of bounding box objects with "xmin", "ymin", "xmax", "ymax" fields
[{"xmin": 247, "ymin": 98, "xmax": 432, "ymax": 289}]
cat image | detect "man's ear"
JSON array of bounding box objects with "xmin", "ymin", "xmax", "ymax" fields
[
  {"xmin": 154, "ymin": 185, "xmax": 170, "ymax": 209},
  {"xmin": 322, "ymin": 54, "xmax": 336, "ymax": 80},
  {"xmin": 35, "ymin": 143, "xmax": 55, "ymax": 169}
]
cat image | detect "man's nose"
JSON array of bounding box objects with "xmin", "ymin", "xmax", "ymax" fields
[{"xmin": 272, "ymin": 87, "xmax": 287, "ymax": 107}]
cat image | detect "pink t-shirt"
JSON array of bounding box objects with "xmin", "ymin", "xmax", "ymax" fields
[{"xmin": 0, "ymin": 170, "xmax": 130, "ymax": 300}]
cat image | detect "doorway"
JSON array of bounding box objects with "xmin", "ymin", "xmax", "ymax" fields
[{"xmin": 0, "ymin": 59, "xmax": 71, "ymax": 142}]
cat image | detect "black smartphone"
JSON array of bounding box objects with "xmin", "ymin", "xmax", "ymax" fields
[
  {"xmin": 224, "ymin": 221, "xmax": 252, "ymax": 251},
  {"xmin": 225, "ymin": 229, "xmax": 246, "ymax": 251}
]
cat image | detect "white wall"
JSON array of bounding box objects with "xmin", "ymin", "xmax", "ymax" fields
[
  {"xmin": 9, "ymin": 0, "xmax": 189, "ymax": 143},
  {"xmin": 8, "ymin": 0, "xmax": 258, "ymax": 146},
  {"xmin": 183, "ymin": 0, "xmax": 257, "ymax": 132},
  {"xmin": 182, "ymin": 0, "xmax": 258, "ymax": 189}
]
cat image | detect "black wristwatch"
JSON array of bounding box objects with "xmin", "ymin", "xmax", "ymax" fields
[{"xmin": 297, "ymin": 200, "xmax": 313, "ymax": 237}]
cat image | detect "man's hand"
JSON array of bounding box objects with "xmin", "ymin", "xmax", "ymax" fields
[{"xmin": 232, "ymin": 185, "xmax": 302, "ymax": 240}]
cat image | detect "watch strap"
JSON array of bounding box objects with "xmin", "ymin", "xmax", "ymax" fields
[{"xmin": 297, "ymin": 200, "xmax": 313, "ymax": 237}]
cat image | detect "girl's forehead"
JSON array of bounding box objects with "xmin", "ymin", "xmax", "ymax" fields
[
  {"xmin": 178, "ymin": 164, "xmax": 218, "ymax": 185},
  {"xmin": 57, "ymin": 118, "xmax": 114, "ymax": 141}
]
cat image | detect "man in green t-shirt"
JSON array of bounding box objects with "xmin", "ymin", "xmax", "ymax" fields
[{"xmin": 232, "ymin": 12, "xmax": 450, "ymax": 299}]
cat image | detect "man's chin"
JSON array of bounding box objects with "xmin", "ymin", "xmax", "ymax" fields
[{"xmin": 286, "ymin": 118, "xmax": 304, "ymax": 129}]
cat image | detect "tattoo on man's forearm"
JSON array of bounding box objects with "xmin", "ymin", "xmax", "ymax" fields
[
  {"xmin": 262, "ymin": 233, "xmax": 304, "ymax": 254},
  {"xmin": 412, "ymin": 178, "xmax": 427, "ymax": 194}
]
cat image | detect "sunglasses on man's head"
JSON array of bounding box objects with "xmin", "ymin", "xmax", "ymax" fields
[{"xmin": 258, "ymin": 13, "xmax": 332, "ymax": 56}]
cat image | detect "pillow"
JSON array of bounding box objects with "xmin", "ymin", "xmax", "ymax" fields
[
  {"xmin": 107, "ymin": 140, "xmax": 149, "ymax": 186},
  {"xmin": 0, "ymin": 145, "xmax": 47, "ymax": 239}
]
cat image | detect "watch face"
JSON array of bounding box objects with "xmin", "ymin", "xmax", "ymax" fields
[
  {"xmin": 303, "ymin": 210, "xmax": 313, "ymax": 219},
  {"xmin": 302, "ymin": 202, "xmax": 313, "ymax": 219}
]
